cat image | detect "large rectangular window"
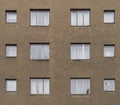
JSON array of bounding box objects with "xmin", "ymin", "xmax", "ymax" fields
[
  {"xmin": 71, "ymin": 43, "xmax": 90, "ymax": 60},
  {"xmin": 30, "ymin": 78, "xmax": 50, "ymax": 95},
  {"xmin": 71, "ymin": 9, "xmax": 90, "ymax": 26},
  {"xmin": 30, "ymin": 10, "xmax": 49, "ymax": 26},
  {"xmin": 71, "ymin": 78, "xmax": 90, "ymax": 94},
  {"xmin": 104, "ymin": 10, "xmax": 115, "ymax": 23},
  {"xmin": 30, "ymin": 43, "xmax": 49, "ymax": 60},
  {"xmin": 6, "ymin": 11, "xmax": 17, "ymax": 23}
]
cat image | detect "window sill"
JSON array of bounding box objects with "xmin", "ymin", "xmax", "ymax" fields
[
  {"xmin": 30, "ymin": 25, "xmax": 50, "ymax": 27},
  {"xmin": 30, "ymin": 94, "xmax": 50, "ymax": 96},
  {"xmin": 70, "ymin": 25, "xmax": 91, "ymax": 27}
]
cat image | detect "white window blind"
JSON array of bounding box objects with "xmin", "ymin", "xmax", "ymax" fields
[
  {"xmin": 30, "ymin": 44, "xmax": 49, "ymax": 60},
  {"xmin": 104, "ymin": 45, "xmax": 114, "ymax": 57},
  {"xmin": 104, "ymin": 11, "xmax": 114, "ymax": 23},
  {"xmin": 6, "ymin": 11, "xmax": 17, "ymax": 23},
  {"xmin": 71, "ymin": 44, "xmax": 90, "ymax": 60},
  {"xmin": 104, "ymin": 79, "xmax": 115, "ymax": 91},
  {"xmin": 6, "ymin": 80, "xmax": 17, "ymax": 92},
  {"xmin": 30, "ymin": 79, "xmax": 50, "ymax": 94},
  {"xmin": 30, "ymin": 10, "xmax": 49, "ymax": 26},
  {"xmin": 71, "ymin": 10, "xmax": 90, "ymax": 26},
  {"xmin": 71, "ymin": 79, "xmax": 90, "ymax": 94},
  {"xmin": 6, "ymin": 45, "xmax": 17, "ymax": 57}
]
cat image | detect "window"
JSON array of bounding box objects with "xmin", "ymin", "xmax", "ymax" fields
[
  {"xmin": 71, "ymin": 44, "xmax": 90, "ymax": 60},
  {"xmin": 6, "ymin": 11, "xmax": 17, "ymax": 23},
  {"xmin": 104, "ymin": 45, "xmax": 115, "ymax": 57},
  {"xmin": 104, "ymin": 79, "xmax": 115, "ymax": 92},
  {"xmin": 30, "ymin": 43, "xmax": 49, "ymax": 60},
  {"xmin": 71, "ymin": 78, "xmax": 90, "ymax": 94},
  {"xmin": 30, "ymin": 10, "xmax": 49, "ymax": 26},
  {"xmin": 6, "ymin": 45, "xmax": 17, "ymax": 57},
  {"xmin": 30, "ymin": 78, "xmax": 50, "ymax": 95},
  {"xmin": 6, "ymin": 80, "xmax": 17, "ymax": 92},
  {"xmin": 71, "ymin": 9, "xmax": 90, "ymax": 26},
  {"xmin": 104, "ymin": 10, "xmax": 115, "ymax": 23}
]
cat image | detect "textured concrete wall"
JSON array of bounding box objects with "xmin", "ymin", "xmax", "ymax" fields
[{"xmin": 0, "ymin": 0, "xmax": 119, "ymax": 105}]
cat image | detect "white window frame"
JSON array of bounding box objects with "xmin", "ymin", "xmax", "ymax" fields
[
  {"xmin": 71, "ymin": 9, "xmax": 90, "ymax": 26},
  {"xmin": 104, "ymin": 79, "xmax": 115, "ymax": 92},
  {"xmin": 71, "ymin": 78, "xmax": 90, "ymax": 95},
  {"xmin": 30, "ymin": 43, "xmax": 50, "ymax": 60},
  {"xmin": 6, "ymin": 79, "xmax": 17, "ymax": 92},
  {"xmin": 30, "ymin": 10, "xmax": 50, "ymax": 26},
  {"xmin": 71, "ymin": 43, "xmax": 90, "ymax": 60},
  {"xmin": 6, "ymin": 45, "xmax": 17, "ymax": 57},
  {"xmin": 6, "ymin": 11, "xmax": 17, "ymax": 23},
  {"xmin": 104, "ymin": 10, "xmax": 115, "ymax": 23},
  {"xmin": 30, "ymin": 78, "xmax": 50, "ymax": 95},
  {"xmin": 104, "ymin": 45, "xmax": 115, "ymax": 57}
]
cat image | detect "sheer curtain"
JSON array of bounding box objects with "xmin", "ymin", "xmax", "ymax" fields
[
  {"xmin": 71, "ymin": 79, "xmax": 90, "ymax": 94},
  {"xmin": 84, "ymin": 10, "xmax": 90, "ymax": 26},
  {"xmin": 30, "ymin": 44, "xmax": 49, "ymax": 60},
  {"xmin": 71, "ymin": 11, "xmax": 77, "ymax": 26}
]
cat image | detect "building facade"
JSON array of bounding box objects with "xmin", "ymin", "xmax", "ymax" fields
[{"xmin": 0, "ymin": 0, "xmax": 119, "ymax": 105}]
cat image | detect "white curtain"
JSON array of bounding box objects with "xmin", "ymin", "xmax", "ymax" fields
[
  {"xmin": 71, "ymin": 44, "xmax": 90, "ymax": 60},
  {"xmin": 6, "ymin": 80, "xmax": 16, "ymax": 91},
  {"xmin": 31, "ymin": 79, "xmax": 37, "ymax": 94},
  {"xmin": 44, "ymin": 79, "xmax": 50, "ymax": 94},
  {"xmin": 104, "ymin": 11, "xmax": 114, "ymax": 23},
  {"xmin": 30, "ymin": 44, "xmax": 49, "ymax": 60},
  {"xmin": 78, "ymin": 11, "xmax": 83, "ymax": 26},
  {"xmin": 31, "ymin": 11, "xmax": 49, "ymax": 26},
  {"xmin": 104, "ymin": 80, "xmax": 115, "ymax": 91},
  {"xmin": 6, "ymin": 12, "xmax": 16, "ymax": 23},
  {"xmin": 104, "ymin": 46, "xmax": 114, "ymax": 57},
  {"xmin": 71, "ymin": 79, "xmax": 90, "ymax": 94},
  {"xmin": 6, "ymin": 45, "xmax": 17, "ymax": 57}
]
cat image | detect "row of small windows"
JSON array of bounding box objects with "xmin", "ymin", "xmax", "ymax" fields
[
  {"xmin": 5, "ymin": 44, "xmax": 115, "ymax": 59},
  {"xmin": 5, "ymin": 10, "xmax": 115, "ymax": 25},
  {"xmin": 5, "ymin": 78, "xmax": 115, "ymax": 95}
]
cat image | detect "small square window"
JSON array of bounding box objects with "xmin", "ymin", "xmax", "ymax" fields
[
  {"xmin": 104, "ymin": 10, "xmax": 115, "ymax": 23},
  {"xmin": 104, "ymin": 45, "xmax": 115, "ymax": 57},
  {"xmin": 71, "ymin": 78, "xmax": 90, "ymax": 94},
  {"xmin": 6, "ymin": 45, "xmax": 17, "ymax": 57},
  {"xmin": 6, "ymin": 11, "xmax": 17, "ymax": 23},
  {"xmin": 104, "ymin": 79, "xmax": 115, "ymax": 92},
  {"xmin": 6, "ymin": 80, "xmax": 17, "ymax": 92}
]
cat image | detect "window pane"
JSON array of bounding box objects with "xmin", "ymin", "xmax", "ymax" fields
[
  {"xmin": 104, "ymin": 11, "xmax": 114, "ymax": 23},
  {"xmin": 84, "ymin": 10, "xmax": 90, "ymax": 25},
  {"xmin": 104, "ymin": 45, "xmax": 114, "ymax": 57},
  {"xmin": 6, "ymin": 80, "xmax": 16, "ymax": 92},
  {"xmin": 30, "ymin": 79, "xmax": 37, "ymax": 94},
  {"xmin": 104, "ymin": 80, "xmax": 115, "ymax": 91},
  {"xmin": 44, "ymin": 79, "xmax": 50, "ymax": 94},
  {"xmin": 78, "ymin": 11, "xmax": 83, "ymax": 26},
  {"xmin": 71, "ymin": 11, "xmax": 77, "ymax": 26},
  {"xmin": 31, "ymin": 11, "xmax": 37, "ymax": 25},
  {"xmin": 30, "ymin": 44, "xmax": 49, "ymax": 60},
  {"xmin": 6, "ymin": 11, "xmax": 17, "ymax": 23},
  {"xmin": 6, "ymin": 45, "xmax": 17, "ymax": 57}
]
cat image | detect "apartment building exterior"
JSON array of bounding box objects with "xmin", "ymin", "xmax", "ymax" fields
[{"xmin": 0, "ymin": 0, "xmax": 119, "ymax": 105}]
